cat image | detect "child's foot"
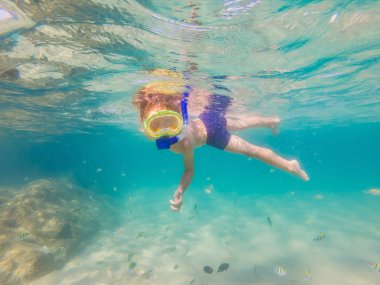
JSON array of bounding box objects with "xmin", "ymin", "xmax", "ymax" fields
[
  {"xmin": 289, "ymin": 160, "xmax": 309, "ymax": 181},
  {"xmin": 269, "ymin": 117, "xmax": 280, "ymax": 136}
]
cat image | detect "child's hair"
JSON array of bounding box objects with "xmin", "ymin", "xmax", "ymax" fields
[
  {"xmin": 133, "ymin": 69, "xmax": 186, "ymax": 121},
  {"xmin": 133, "ymin": 85, "xmax": 183, "ymax": 121}
]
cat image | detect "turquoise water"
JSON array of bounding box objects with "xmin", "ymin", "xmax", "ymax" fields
[{"xmin": 1, "ymin": 0, "xmax": 380, "ymax": 284}]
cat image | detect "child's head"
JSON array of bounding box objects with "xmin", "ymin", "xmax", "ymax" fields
[
  {"xmin": 133, "ymin": 69, "xmax": 187, "ymax": 140},
  {"xmin": 132, "ymin": 84, "xmax": 183, "ymax": 122},
  {"xmin": 133, "ymin": 69, "xmax": 185, "ymax": 122}
]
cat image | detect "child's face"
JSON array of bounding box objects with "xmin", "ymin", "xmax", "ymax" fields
[{"xmin": 143, "ymin": 106, "xmax": 182, "ymax": 140}]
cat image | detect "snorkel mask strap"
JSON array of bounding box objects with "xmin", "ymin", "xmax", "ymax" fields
[
  {"xmin": 156, "ymin": 85, "xmax": 192, "ymax": 150},
  {"xmin": 181, "ymin": 84, "xmax": 190, "ymax": 125}
]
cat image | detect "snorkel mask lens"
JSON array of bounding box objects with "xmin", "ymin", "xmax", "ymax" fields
[{"xmin": 144, "ymin": 110, "xmax": 183, "ymax": 138}]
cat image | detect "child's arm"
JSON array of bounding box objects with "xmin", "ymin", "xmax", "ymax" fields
[{"xmin": 170, "ymin": 147, "xmax": 194, "ymax": 211}]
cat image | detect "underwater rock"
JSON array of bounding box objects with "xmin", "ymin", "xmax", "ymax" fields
[
  {"xmin": 0, "ymin": 68, "xmax": 20, "ymax": 80},
  {"xmin": 203, "ymin": 265, "xmax": 213, "ymax": 274},
  {"xmin": 0, "ymin": 178, "xmax": 119, "ymax": 285},
  {"xmin": 217, "ymin": 263, "xmax": 230, "ymax": 272}
]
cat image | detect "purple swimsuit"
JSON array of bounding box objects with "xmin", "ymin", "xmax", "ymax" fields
[{"xmin": 199, "ymin": 94, "xmax": 232, "ymax": 150}]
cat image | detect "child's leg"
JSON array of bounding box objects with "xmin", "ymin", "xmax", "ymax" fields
[
  {"xmin": 226, "ymin": 116, "xmax": 280, "ymax": 135},
  {"xmin": 225, "ymin": 135, "xmax": 309, "ymax": 181}
]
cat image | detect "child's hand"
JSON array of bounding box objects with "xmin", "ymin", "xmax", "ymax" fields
[{"xmin": 170, "ymin": 189, "xmax": 183, "ymax": 211}]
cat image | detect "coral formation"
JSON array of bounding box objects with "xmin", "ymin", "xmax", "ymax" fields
[{"xmin": 0, "ymin": 178, "xmax": 119, "ymax": 284}]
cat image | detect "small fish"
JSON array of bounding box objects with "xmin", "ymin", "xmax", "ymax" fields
[
  {"xmin": 313, "ymin": 233, "xmax": 326, "ymax": 241},
  {"xmin": 205, "ymin": 184, "xmax": 213, "ymax": 194},
  {"xmin": 222, "ymin": 238, "xmax": 230, "ymax": 245},
  {"xmin": 189, "ymin": 278, "xmax": 196, "ymax": 284},
  {"xmin": 127, "ymin": 253, "xmax": 135, "ymax": 261},
  {"xmin": 142, "ymin": 269, "xmax": 153, "ymax": 279},
  {"xmin": 304, "ymin": 269, "xmax": 312, "ymax": 280},
  {"xmin": 189, "ymin": 203, "xmax": 199, "ymax": 220},
  {"xmin": 164, "ymin": 225, "xmax": 173, "ymax": 233},
  {"xmin": 275, "ymin": 266, "xmax": 286, "ymax": 276},
  {"xmin": 203, "ymin": 265, "xmax": 213, "ymax": 274},
  {"xmin": 159, "ymin": 234, "xmax": 167, "ymax": 241},
  {"xmin": 173, "ymin": 264, "xmax": 179, "ymax": 270},
  {"xmin": 188, "ymin": 214, "xmax": 197, "ymax": 220},
  {"xmin": 329, "ymin": 12, "xmax": 338, "ymax": 23},
  {"xmin": 137, "ymin": 232, "xmax": 148, "ymax": 238},
  {"xmin": 289, "ymin": 280, "xmax": 299, "ymax": 285},
  {"xmin": 305, "ymin": 220, "xmax": 315, "ymax": 225},
  {"xmin": 217, "ymin": 263, "xmax": 230, "ymax": 272},
  {"xmin": 163, "ymin": 246, "xmax": 176, "ymax": 254},
  {"xmin": 41, "ymin": 245, "xmax": 51, "ymax": 254},
  {"xmin": 267, "ymin": 216, "xmax": 272, "ymax": 227},
  {"xmin": 16, "ymin": 232, "xmax": 30, "ymax": 241},
  {"xmin": 129, "ymin": 262, "xmax": 137, "ymax": 270},
  {"xmin": 313, "ymin": 194, "xmax": 324, "ymax": 200},
  {"xmin": 371, "ymin": 263, "xmax": 380, "ymax": 272},
  {"xmin": 96, "ymin": 260, "xmax": 108, "ymax": 266},
  {"xmin": 55, "ymin": 247, "xmax": 67, "ymax": 261},
  {"xmin": 106, "ymin": 266, "xmax": 115, "ymax": 278},
  {"xmin": 364, "ymin": 188, "xmax": 380, "ymax": 196}
]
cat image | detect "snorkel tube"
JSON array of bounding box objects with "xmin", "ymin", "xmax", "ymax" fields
[{"xmin": 156, "ymin": 85, "xmax": 191, "ymax": 149}]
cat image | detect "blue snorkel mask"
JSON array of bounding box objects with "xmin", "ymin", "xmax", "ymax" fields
[{"xmin": 155, "ymin": 85, "xmax": 191, "ymax": 149}]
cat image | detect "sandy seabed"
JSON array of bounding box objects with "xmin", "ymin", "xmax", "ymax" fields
[{"xmin": 31, "ymin": 186, "xmax": 380, "ymax": 285}]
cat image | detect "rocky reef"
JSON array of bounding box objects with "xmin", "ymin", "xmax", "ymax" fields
[{"xmin": 0, "ymin": 178, "xmax": 119, "ymax": 284}]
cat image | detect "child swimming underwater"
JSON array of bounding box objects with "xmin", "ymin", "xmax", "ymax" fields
[{"xmin": 133, "ymin": 70, "xmax": 309, "ymax": 211}]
